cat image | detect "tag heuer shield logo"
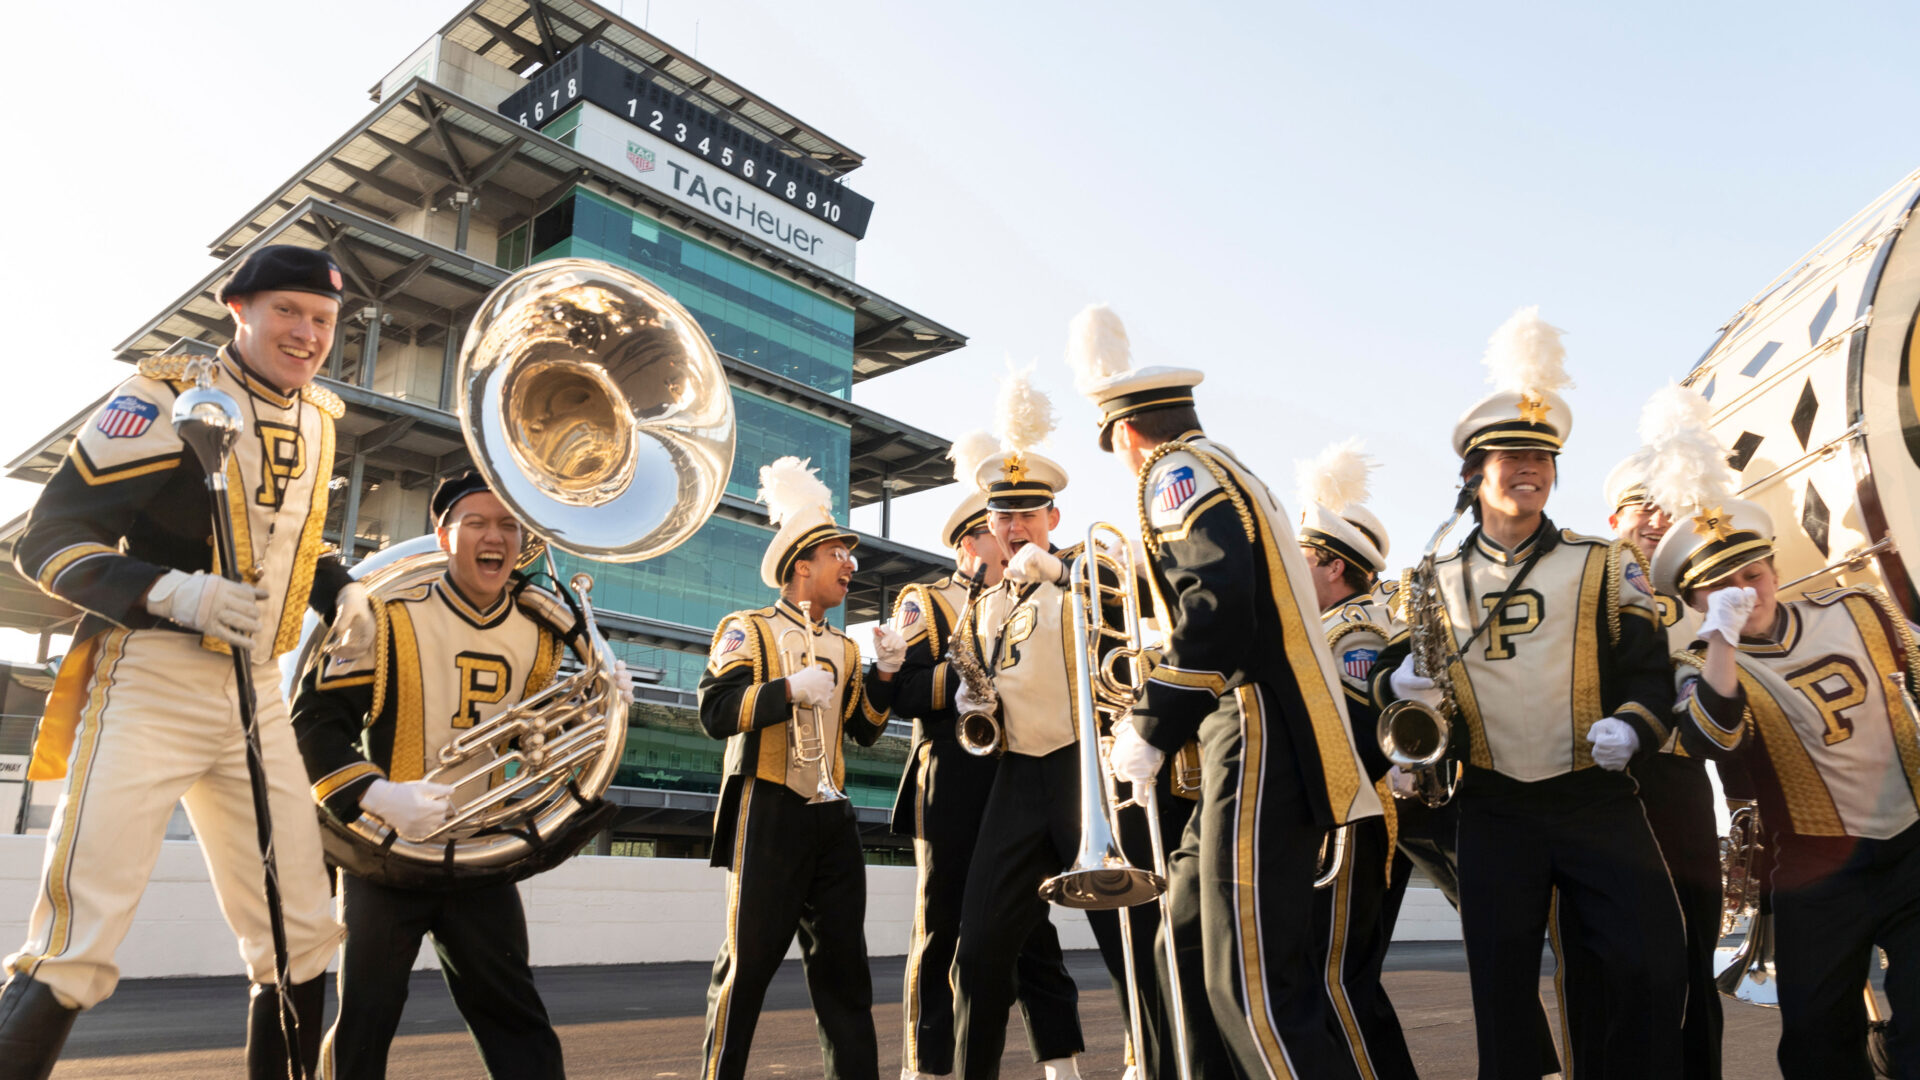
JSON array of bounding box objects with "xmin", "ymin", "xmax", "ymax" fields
[{"xmin": 626, "ymin": 142, "xmax": 656, "ymax": 173}]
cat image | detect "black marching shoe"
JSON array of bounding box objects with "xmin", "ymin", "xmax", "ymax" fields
[
  {"xmin": 245, "ymin": 976, "xmax": 325, "ymax": 1080},
  {"xmin": 0, "ymin": 974, "xmax": 81, "ymax": 1080}
]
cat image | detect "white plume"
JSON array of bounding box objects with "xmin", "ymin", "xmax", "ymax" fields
[
  {"xmin": 1483, "ymin": 306, "xmax": 1574, "ymax": 397},
  {"xmin": 948, "ymin": 430, "xmax": 999, "ymax": 485},
  {"xmin": 1636, "ymin": 384, "xmax": 1731, "ymax": 516},
  {"xmin": 1294, "ymin": 438, "xmax": 1375, "ymax": 514},
  {"xmin": 995, "ymin": 362, "xmax": 1056, "ymax": 455},
  {"xmin": 757, "ymin": 455, "xmax": 832, "ymax": 527},
  {"xmin": 1064, "ymin": 304, "xmax": 1133, "ymax": 392}
]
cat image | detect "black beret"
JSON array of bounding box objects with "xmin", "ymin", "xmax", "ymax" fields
[
  {"xmin": 431, "ymin": 471, "xmax": 493, "ymax": 524},
  {"xmin": 218, "ymin": 245, "xmax": 345, "ymax": 305}
]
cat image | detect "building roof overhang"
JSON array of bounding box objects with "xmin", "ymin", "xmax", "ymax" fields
[{"xmin": 205, "ymin": 77, "xmax": 960, "ymax": 377}]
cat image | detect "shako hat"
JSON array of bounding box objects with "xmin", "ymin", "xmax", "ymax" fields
[
  {"xmin": 941, "ymin": 431, "xmax": 998, "ymax": 548},
  {"xmin": 1062, "ymin": 304, "xmax": 1204, "ymax": 452},
  {"xmin": 1294, "ymin": 439, "xmax": 1391, "ymax": 576},
  {"xmin": 1636, "ymin": 384, "xmax": 1774, "ymax": 595},
  {"xmin": 976, "ymin": 364, "xmax": 1070, "ymax": 511},
  {"xmin": 1452, "ymin": 306, "xmax": 1574, "ymax": 458},
  {"xmin": 758, "ymin": 456, "xmax": 858, "ymax": 588}
]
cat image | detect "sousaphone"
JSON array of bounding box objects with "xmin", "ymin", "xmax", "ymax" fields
[{"xmin": 287, "ymin": 258, "xmax": 735, "ymax": 888}]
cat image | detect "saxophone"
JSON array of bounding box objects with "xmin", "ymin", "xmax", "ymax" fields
[
  {"xmin": 1376, "ymin": 475, "xmax": 1482, "ymax": 808},
  {"xmin": 948, "ymin": 568, "xmax": 1004, "ymax": 756}
]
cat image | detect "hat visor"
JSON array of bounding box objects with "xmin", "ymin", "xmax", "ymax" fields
[
  {"xmin": 985, "ymin": 494, "xmax": 1055, "ymax": 512},
  {"xmin": 1679, "ymin": 538, "xmax": 1773, "ymax": 594}
]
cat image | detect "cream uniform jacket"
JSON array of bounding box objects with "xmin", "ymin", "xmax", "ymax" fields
[
  {"xmin": 1323, "ymin": 581, "xmax": 1405, "ymax": 707},
  {"xmin": 293, "ymin": 575, "xmax": 572, "ymax": 820},
  {"xmin": 1415, "ymin": 522, "xmax": 1674, "ymax": 782},
  {"xmin": 1679, "ymin": 586, "xmax": 1920, "ymax": 840}
]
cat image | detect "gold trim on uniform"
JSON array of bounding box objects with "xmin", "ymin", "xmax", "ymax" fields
[
  {"xmin": 525, "ymin": 626, "xmax": 563, "ymax": 697},
  {"xmin": 1230, "ymin": 683, "xmax": 1293, "ymax": 1073},
  {"xmin": 312, "ymin": 761, "xmax": 385, "ymax": 803},
  {"xmin": 303, "ymin": 382, "xmax": 346, "ymax": 420},
  {"xmin": 1147, "ymin": 663, "xmax": 1229, "ymax": 696},
  {"xmin": 707, "ymin": 777, "xmax": 754, "ymax": 1079},
  {"xmin": 1569, "ymin": 545, "xmax": 1606, "ymax": 770},
  {"xmin": 275, "ymin": 410, "xmax": 335, "ymax": 656},
  {"xmin": 1742, "ymin": 664, "xmax": 1845, "ymax": 836},
  {"xmin": 386, "ymin": 604, "xmax": 426, "ymax": 782},
  {"xmin": 66, "ymin": 444, "xmax": 181, "ymax": 487},
  {"xmin": 34, "ymin": 543, "xmax": 120, "ymax": 594},
  {"xmin": 1842, "ymin": 594, "xmax": 1920, "ymax": 808}
]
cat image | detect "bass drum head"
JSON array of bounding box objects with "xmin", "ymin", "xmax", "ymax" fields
[{"xmin": 1685, "ymin": 171, "xmax": 1920, "ymax": 613}]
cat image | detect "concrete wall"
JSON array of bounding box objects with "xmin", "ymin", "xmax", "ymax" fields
[{"xmin": 0, "ymin": 835, "xmax": 1459, "ymax": 979}]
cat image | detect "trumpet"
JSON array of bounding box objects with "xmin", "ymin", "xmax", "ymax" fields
[
  {"xmin": 1041, "ymin": 523, "xmax": 1192, "ymax": 1080},
  {"xmin": 1376, "ymin": 475, "xmax": 1481, "ymax": 808},
  {"xmin": 777, "ymin": 600, "xmax": 848, "ymax": 804}
]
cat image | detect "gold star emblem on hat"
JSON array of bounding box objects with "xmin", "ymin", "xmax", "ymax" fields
[
  {"xmin": 1001, "ymin": 454, "xmax": 1027, "ymax": 485},
  {"xmin": 1692, "ymin": 505, "xmax": 1734, "ymax": 542},
  {"xmin": 1516, "ymin": 394, "xmax": 1550, "ymax": 425}
]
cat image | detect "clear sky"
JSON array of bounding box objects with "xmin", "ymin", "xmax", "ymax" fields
[{"xmin": 1, "ymin": 0, "xmax": 1917, "ymax": 663}]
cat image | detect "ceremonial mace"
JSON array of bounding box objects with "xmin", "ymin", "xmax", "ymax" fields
[{"xmin": 173, "ymin": 362, "xmax": 307, "ymax": 1080}]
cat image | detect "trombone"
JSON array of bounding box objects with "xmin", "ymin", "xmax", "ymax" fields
[
  {"xmin": 1039, "ymin": 522, "xmax": 1192, "ymax": 1080},
  {"xmin": 777, "ymin": 600, "xmax": 848, "ymax": 804}
]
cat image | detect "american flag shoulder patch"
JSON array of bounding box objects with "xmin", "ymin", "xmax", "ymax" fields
[
  {"xmin": 1622, "ymin": 556, "xmax": 1653, "ymax": 595},
  {"xmin": 1154, "ymin": 465, "xmax": 1198, "ymax": 514},
  {"xmin": 96, "ymin": 395, "xmax": 159, "ymax": 439},
  {"xmin": 1342, "ymin": 647, "xmax": 1379, "ymax": 680},
  {"xmin": 718, "ymin": 626, "xmax": 746, "ymax": 655},
  {"xmin": 899, "ymin": 600, "xmax": 921, "ymax": 628}
]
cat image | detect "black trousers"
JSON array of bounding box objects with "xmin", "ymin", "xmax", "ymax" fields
[
  {"xmin": 1313, "ymin": 816, "xmax": 1418, "ymax": 1080},
  {"xmin": 1384, "ymin": 795, "xmax": 1565, "ymax": 1078},
  {"xmin": 903, "ymin": 737, "xmax": 1082, "ymax": 1073},
  {"xmin": 1771, "ymin": 821, "xmax": 1920, "ymax": 1080},
  {"xmin": 327, "ymin": 873, "xmax": 562, "ymax": 1080},
  {"xmin": 703, "ymin": 781, "xmax": 879, "ymax": 1080},
  {"xmin": 953, "ymin": 748, "xmax": 1084, "ymax": 1079},
  {"xmin": 1085, "ymin": 769, "xmax": 1195, "ymax": 1080},
  {"xmin": 1455, "ymin": 768, "xmax": 1686, "ymax": 1080},
  {"xmin": 1158, "ymin": 685, "xmax": 1362, "ymax": 1080}
]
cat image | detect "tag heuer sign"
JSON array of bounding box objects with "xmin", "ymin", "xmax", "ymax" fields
[{"xmin": 627, "ymin": 142, "xmax": 656, "ymax": 173}]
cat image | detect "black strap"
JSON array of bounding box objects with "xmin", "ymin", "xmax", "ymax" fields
[{"xmin": 1458, "ymin": 529, "xmax": 1552, "ymax": 657}]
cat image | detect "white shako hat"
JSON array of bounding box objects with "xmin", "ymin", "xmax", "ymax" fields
[
  {"xmin": 758, "ymin": 456, "xmax": 858, "ymax": 589},
  {"xmin": 1294, "ymin": 438, "xmax": 1390, "ymax": 576},
  {"xmin": 1604, "ymin": 457, "xmax": 1649, "ymax": 513},
  {"xmin": 975, "ymin": 364, "xmax": 1070, "ymax": 511},
  {"xmin": 1061, "ymin": 303, "xmax": 1205, "ymax": 452},
  {"xmin": 1452, "ymin": 306, "xmax": 1574, "ymax": 458},
  {"xmin": 1607, "ymin": 381, "xmax": 1707, "ymax": 514},
  {"xmin": 1636, "ymin": 383, "xmax": 1775, "ymax": 596},
  {"xmin": 940, "ymin": 431, "xmax": 998, "ymax": 548}
]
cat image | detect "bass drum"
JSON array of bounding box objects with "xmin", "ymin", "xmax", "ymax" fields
[{"xmin": 1683, "ymin": 168, "xmax": 1920, "ymax": 614}]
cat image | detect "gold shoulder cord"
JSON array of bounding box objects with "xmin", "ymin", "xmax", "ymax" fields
[
  {"xmin": 1605, "ymin": 540, "xmax": 1646, "ymax": 648},
  {"xmin": 1137, "ymin": 440, "xmax": 1256, "ymax": 556},
  {"xmin": 1862, "ymin": 586, "xmax": 1920, "ymax": 692},
  {"xmin": 1327, "ymin": 621, "xmax": 1384, "ymax": 651},
  {"xmin": 367, "ymin": 595, "xmax": 392, "ymax": 722}
]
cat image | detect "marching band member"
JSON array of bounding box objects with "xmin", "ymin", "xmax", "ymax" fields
[
  {"xmin": 886, "ymin": 432, "xmax": 1082, "ymax": 1080},
  {"xmin": 0, "ymin": 246, "xmax": 374, "ymax": 1080},
  {"xmin": 947, "ymin": 369, "xmax": 1096, "ymax": 1080},
  {"xmin": 1597, "ymin": 387, "xmax": 1721, "ymax": 1080},
  {"xmin": 1067, "ymin": 304, "xmax": 1383, "ymax": 1079},
  {"xmin": 289, "ymin": 472, "xmax": 625, "ymax": 1079},
  {"xmin": 1372, "ymin": 308, "xmax": 1684, "ymax": 1079},
  {"xmin": 1295, "ymin": 440, "xmax": 1419, "ymax": 1080},
  {"xmin": 696, "ymin": 456, "xmax": 890, "ymax": 1080},
  {"xmin": 1649, "ymin": 406, "xmax": 1919, "ymax": 1078}
]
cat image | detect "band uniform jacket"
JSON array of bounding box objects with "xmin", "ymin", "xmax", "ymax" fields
[
  {"xmin": 18, "ymin": 347, "xmax": 353, "ymax": 781},
  {"xmin": 884, "ymin": 573, "xmax": 971, "ymax": 837},
  {"xmin": 1131, "ymin": 434, "xmax": 1382, "ymax": 830},
  {"xmin": 290, "ymin": 573, "xmax": 579, "ymax": 827},
  {"xmin": 1322, "ymin": 583, "xmax": 1405, "ymax": 868},
  {"xmin": 959, "ymin": 544, "xmax": 1105, "ymax": 760},
  {"xmin": 1677, "ymin": 585, "xmax": 1920, "ymax": 841},
  {"xmin": 698, "ymin": 599, "xmax": 889, "ymax": 866},
  {"xmin": 1371, "ymin": 520, "xmax": 1676, "ymax": 782}
]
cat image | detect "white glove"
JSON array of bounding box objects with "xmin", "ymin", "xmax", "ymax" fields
[
  {"xmin": 1109, "ymin": 719, "xmax": 1166, "ymax": 784},
  {"xmin": 145, "ymin": 569, "xmax": 267, "ymax": 650},
  {"xmin": 1587, "ymin": 717, "xmax": 1641, "ymax": 772},
  {"xmin": 360, "ymin": 778, "xmax": 454, "ymax": 839},
  {"xmin": 611, "ymin": 659, "xmax": 635, "ymax": 710},
  {"xmin": 1005, "ymin": 545, "xmax": 1066, "ymax": 586},
  {"xmin": 873, "ymin": 625, "xmax": 907, "ymax": 673},
  {"xmin": 1700, "ymin": 586, "xmax": 1759, "ymax": 646},
  {"xmin": 1389, "ymin": 655, "xmax": 1444, "ymax": 711},
  {"xmin": 786, "ymin": 665, "xmax": 835, "ymax": 708},
  {"xmin": 1386, "ymin": 765, "xmax": 1418, "ymax": 799},
  {"xmin": 953, "ymin": 674, "xmax": 982, "ymax": 719},
  {"xmin": 329, "ymin": 581, "xmax": 377, "ymax": 661}
]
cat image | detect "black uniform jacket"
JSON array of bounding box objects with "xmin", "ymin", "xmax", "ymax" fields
[
  {"xmin": 881, "ymin": 572, "xmax": 973, "ymax": 836},
  {"xmin": 697, "ymin": 600, "xmax": 890, "ymax": 867}
]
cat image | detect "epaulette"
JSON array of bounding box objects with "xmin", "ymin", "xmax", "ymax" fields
[
  {"xmin": 1800, "ymin": 584, "xmax": 1871, "ymax": 607},
  {"xmin": 1328, "ymin": 620, "xmax": 1386, "ymax": 650},
  {"xmin": 302, "ymin": 382, "xmax": 346, "ymax": 419},
  {"xmin": 1559, "ymin": 528, "xmax": 1611, "ymax": 547},
  {"xmin": 386, "ymin": 582, "xmax": 433, "ymax": 605},
  {"xmin": 1056, "ymin": 541, "xmax": 1087, "ymax": 561},
  {"xmin": 137, "ymin": 353, "xmax": 199, "ymax": 382}
]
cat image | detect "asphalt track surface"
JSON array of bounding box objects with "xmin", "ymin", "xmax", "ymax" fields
[{"xmin": 47, "ymin": 944, "xmax": 1808, "ymax": 1078}]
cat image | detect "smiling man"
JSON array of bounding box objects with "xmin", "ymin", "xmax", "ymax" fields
[
  {"xmin": 695, "ymin": 456, "xmax": 892, "ymax": 1080},
  {"xmin": 1373, "ymin": 308, "xmax": 1685, "ymax": 1080},
  {"xmin": 0, "ymin": 245, "xmax": 377, "ymax": 1080},
  {"xmin": 290, "ymin": 471, "xmax": 627, "ymax": 1079}
]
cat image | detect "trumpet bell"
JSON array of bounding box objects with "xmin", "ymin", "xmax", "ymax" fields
[
  {"xmin": 1039, "ymin": 859, "xmax": 1164, "ymax": 910},
  {"xmin": 1715, "ymin": 911, "xmax": 1778, "ymax": 1007},
  {"xmin": 460, "ymin": 258, "xmax": 735, "ymax": 562}
]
